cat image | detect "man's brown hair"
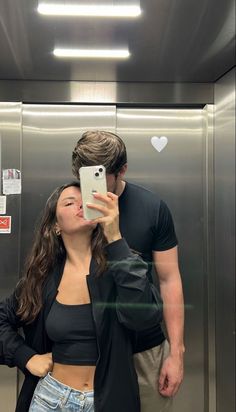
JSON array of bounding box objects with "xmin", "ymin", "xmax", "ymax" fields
[{"xmin": 72, "ymin": 130, "xmax": 127, "ymax": 178}]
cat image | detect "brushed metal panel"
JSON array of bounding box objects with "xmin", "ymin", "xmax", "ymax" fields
[
  {"xmin": 0, "ymin": 80, "xmax": 214, "ymax": 105},
  {"xmin": 0, "ymin": 102, "xmax": 21, "ymax": 297},
  {"xmin": 20, "ymin": 104, "xmax": 116, "ymax": 263},
  {"xmin": 214, "ymin": 68, "xmax": 235, "ymax": 412},
  {"xmin": 116, "ymin": 107, "xmax": 206, "ymax": 411},
  {"xmin": 18, "ymin": 103, "xmax": 116, "ymax": 393},
  {"xmin": 202, "ymin": 104, "xmax": 216, "ymax": 412},
  {"xmin": 0, "ymin": 366, "xmax": 18, "ymax": 412},
  {"xmin": 0, "ymin": 102, "xmax": 21, "ymax": 412}
]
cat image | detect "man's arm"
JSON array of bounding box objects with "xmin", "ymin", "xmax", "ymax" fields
[{"xmin": 153, "ymin": 245, "xmax": 185, "ymax": 397}]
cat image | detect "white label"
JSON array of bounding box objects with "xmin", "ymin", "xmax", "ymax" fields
[
  {"xmin": 0, "ymin": 196, "xmax": 6, "ymax": 214},
  {"xmin": 2, "ymin": 169, "xmax": 21, "ymax": 195}
]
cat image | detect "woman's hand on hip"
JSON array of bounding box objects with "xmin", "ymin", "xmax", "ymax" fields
[{"xmin": 26, "ymin": 352, "xmax": 53, "ymax": 377}]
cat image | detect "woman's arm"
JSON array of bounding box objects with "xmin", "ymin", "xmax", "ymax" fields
[
  {"xmin": 0, "ymin": 291, "xmax": 53, "ymax": 377},
  {"xmin": 105, "ymin": 238, "xmax": 163, "ymax": 331},
  {"xmin": 0, "ymin": 291, "xmax": 37, "ymax": 369},
  {"xmin": 88, "ymin": 191, "xmax": 162, "ymax": 331}
]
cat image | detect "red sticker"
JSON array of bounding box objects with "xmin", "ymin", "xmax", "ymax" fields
[{"xmin": 0, "ymin": 216, "xmax": 11, "ymax": 233}]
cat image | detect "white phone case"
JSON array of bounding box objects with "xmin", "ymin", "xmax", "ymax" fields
[{"xmin": 79, "ymin": 165, "xmax": 107, "ymax": 220}]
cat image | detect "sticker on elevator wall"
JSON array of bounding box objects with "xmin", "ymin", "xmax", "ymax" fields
[
  {"xmin": 0, "ymin": 216, "xmax": 11, "ymax": 234},
  {"xmin": 2, "ymin": 169, "xmax": 21, "ymax": 195},
  {"xmin": 151, "ymin": 136, "xmax": 168, "ymax": 152},
  {"xmin": 0, "ymin": 196, "xmax": 6, "ymax": 214}
]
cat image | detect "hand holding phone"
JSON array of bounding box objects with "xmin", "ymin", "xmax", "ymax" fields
[
  {"xmin": 79, "ymin": 165, "xmax": 121, "ymax": 242},
  {"xmin": 89, "ymin": 191, "xmax": 121, "ymax": 243}
]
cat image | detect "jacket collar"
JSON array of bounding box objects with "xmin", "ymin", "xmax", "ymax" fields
[{"xmin": 42, "ymin": 253, "xmax": 100, "ymax": 306}]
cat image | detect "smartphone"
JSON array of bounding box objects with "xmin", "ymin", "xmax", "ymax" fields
[{"xmin": 79, "ymin": 165, "xmax": 107, "ymax": 220}]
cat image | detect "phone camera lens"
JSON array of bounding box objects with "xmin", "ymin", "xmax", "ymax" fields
[
  {"xmin": 95, "ymin": 172, "xmax": 99, "ymax": 177},
  {"xmin": 99, "ymin": 167, "xmax": 103, "ymax": 173}
]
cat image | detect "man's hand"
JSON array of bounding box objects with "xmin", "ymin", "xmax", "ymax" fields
[
  {"xmin": 158, "ymin": 353, "xmax": 184, "ymax": 397},
  {"xmin": 26, "ymin": 353, "xmax": 53, "ymax": 377}
]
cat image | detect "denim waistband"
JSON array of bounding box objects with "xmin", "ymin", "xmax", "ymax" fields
[{"xmin": 43, "ymin": 372, "xmax": 94, "ymax": 397}]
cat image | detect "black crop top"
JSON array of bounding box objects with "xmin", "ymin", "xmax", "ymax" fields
[{"xmin": 46, "ymin": 300, "xmax": 98, "ymax": 365}]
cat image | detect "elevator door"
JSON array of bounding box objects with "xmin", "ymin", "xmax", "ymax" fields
[
  {"xmin": 116, "ymin": 108, "xmax": 208, "ymax": 412},
  {"xmin": 21, "ymin": 104, "xmax": 116, "ymax": 261}
]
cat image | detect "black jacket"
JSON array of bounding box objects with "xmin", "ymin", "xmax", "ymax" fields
[{"xmin": 0, "ymin": 239, "xmax": 162, "ymax": 412}]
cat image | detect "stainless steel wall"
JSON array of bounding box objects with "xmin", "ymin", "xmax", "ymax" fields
[
  {"xmin": 0, "ymin": 80, "xmax": 214, "ymax": 106},
  {"xmin": 0, "ymin": 102, "xmax": 22, "ymax": 411},
  {"xmin": 214, "ymin": 68, "xmax": 235, "ymax": 412}
]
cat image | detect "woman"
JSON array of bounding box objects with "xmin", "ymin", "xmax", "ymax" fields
[{"xmin": 0, "ymin": 182, "xmax": 162, "ymax": 412}]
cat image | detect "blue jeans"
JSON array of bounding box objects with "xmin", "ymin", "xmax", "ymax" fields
[{"xmin": 29, "ymin": 373, "xmax": 94, "ymax": 411}]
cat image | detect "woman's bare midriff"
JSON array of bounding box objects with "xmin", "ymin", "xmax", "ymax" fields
[{"xmin": 51, "ymin": 363, "xmax": 96, "ymax": 391}]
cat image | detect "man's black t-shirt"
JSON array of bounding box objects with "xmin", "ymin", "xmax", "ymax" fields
[{"xmin": 118, "ymin": 181, "xmax": 178, "ymax": 352}]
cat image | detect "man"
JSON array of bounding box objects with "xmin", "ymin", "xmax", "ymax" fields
[{"xmin": 72, "ymin": 130, "xmax": 185, "ymax": 412}]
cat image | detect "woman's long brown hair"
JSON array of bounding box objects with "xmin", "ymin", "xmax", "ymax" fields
[{"xmin": 16, "ymin": 182, "xmax": 107, "ymax": 324}]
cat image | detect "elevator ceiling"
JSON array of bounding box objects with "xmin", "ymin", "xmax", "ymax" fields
[{"xmin": 0, "ymin": 0, "xmax": 235, "ymax": 82}]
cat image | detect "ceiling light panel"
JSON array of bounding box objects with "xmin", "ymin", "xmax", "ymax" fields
[
  {"xmin": 38, "ymin": 3, "xmax": 141, "ymax": 17},
  {"xmin": 53, "ymin": 48, "xmax": 130, "ymax": 58}
]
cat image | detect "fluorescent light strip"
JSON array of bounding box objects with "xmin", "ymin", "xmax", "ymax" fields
[
  {"xmin": 54, "ymin": 48, "xmax": 130, "ymax": 58},
  {"xmin": 38, "ymin": 3, "xmax": 141, "ymax": 17}
]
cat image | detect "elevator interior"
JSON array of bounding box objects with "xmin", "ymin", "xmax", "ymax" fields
[
  {"xmin": 0, "ymin": 80, "xmax": 235, "ymax": 411},
  {"xmin": 0, "ymin": 1, "xmax": 235, "ymax": 411}
]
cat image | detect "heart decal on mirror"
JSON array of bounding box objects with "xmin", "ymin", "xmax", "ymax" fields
[{"xmin": 151, "ymin": 136, "xmax": 168, "ymax": 152}]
